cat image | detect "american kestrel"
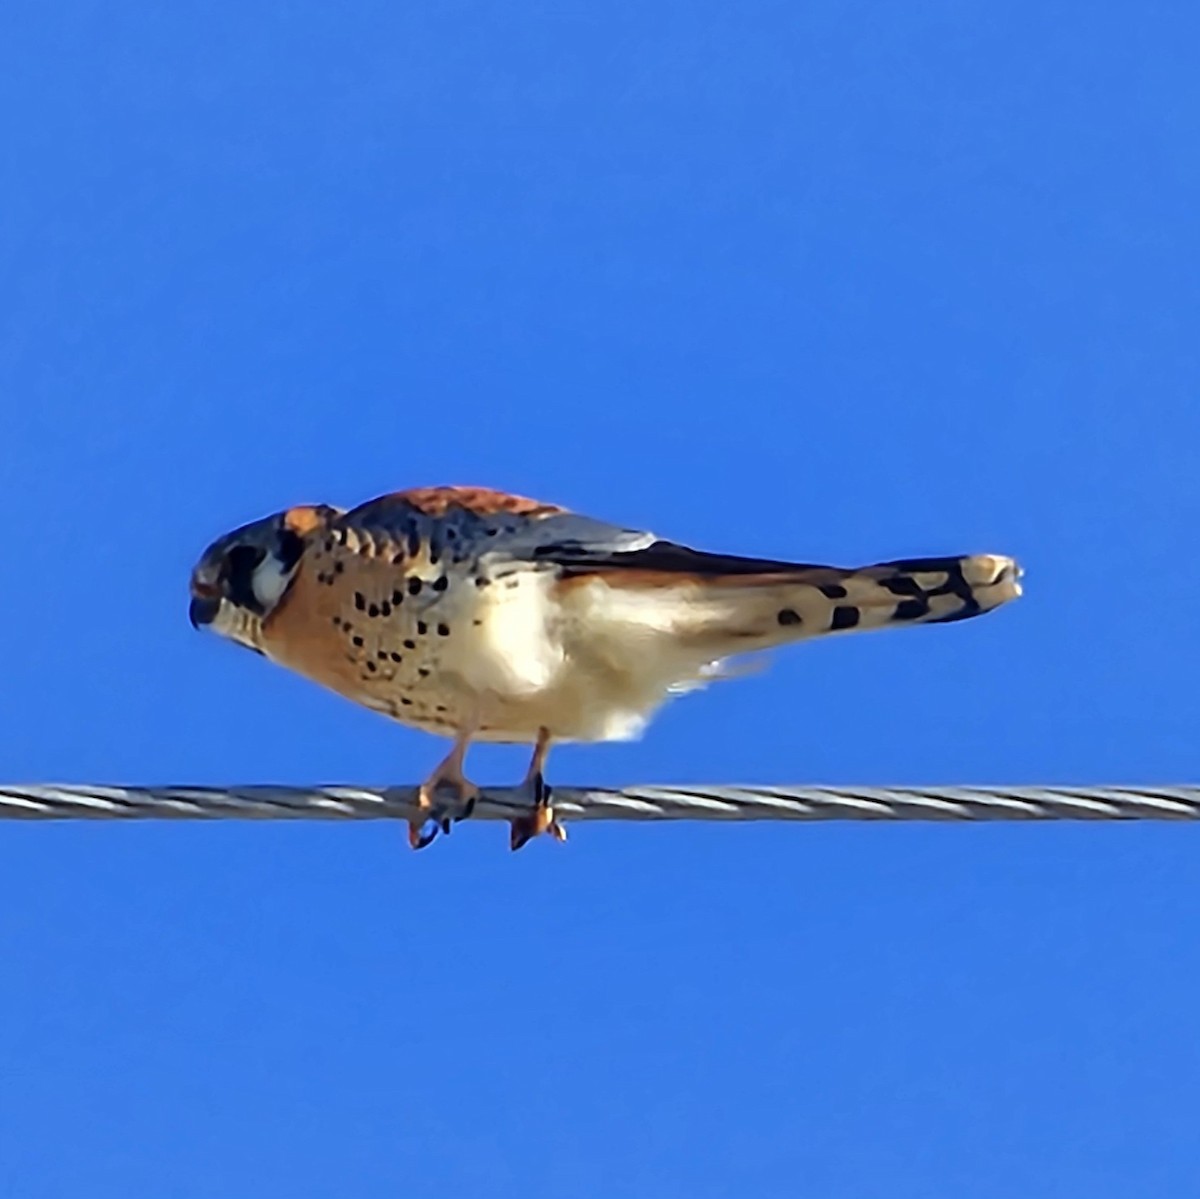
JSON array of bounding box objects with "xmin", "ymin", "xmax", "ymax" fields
[{"xmin": 188, "ymin": 485, "xmax": 1021, "ymax": 850}]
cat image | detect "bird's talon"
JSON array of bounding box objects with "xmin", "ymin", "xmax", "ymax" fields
[
  {"xmin": 409, "ymin": 818, "xmax": 441, "ymax": 850},
  {"xmin": 509, "ymin": 817, "xmax": 534, "ymax": 852},
  {"xmin": 411, "ymin": 765, "xmax": 480, "ymax": 847},
  {"xmin": 508, "ymin": 787, "xmax": 567, "ymax": 851}
]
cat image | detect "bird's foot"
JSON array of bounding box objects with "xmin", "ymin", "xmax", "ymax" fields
[
  {"xmin": 509, "ymin": 771, "xmax": 567, "ymax": 852},
  {"xmin": 408, "ymin": 775, "xmax": 481, "ymax": 850}
]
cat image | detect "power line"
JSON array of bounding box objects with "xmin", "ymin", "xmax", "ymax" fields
[{"xmin": 2, "ymin": 782, "xmax": 1198, "ymax": 824}]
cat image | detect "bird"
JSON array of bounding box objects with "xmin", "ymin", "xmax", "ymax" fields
[{"xmin": 188, "ymin": 485, "xmax": 1022, "ymax": 851}]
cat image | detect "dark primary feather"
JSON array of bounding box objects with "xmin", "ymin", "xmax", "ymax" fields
[{"xmin": 538, "ymin": 538, "xmax": 827, "ymax": 578}]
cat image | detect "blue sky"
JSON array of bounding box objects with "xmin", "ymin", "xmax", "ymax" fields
[{"xmin": 2, "ymin": 3, "xmax": 1198, "ymax": 1195}]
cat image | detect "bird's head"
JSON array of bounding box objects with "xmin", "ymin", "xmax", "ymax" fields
[{"xmin": 188, "ymin": 505, "xmax": 338, "ymax": 653}]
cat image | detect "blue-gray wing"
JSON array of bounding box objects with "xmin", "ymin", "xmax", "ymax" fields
[{"xmin": 332, "ymin": 485, "xmax": 656, "ymax": 569}]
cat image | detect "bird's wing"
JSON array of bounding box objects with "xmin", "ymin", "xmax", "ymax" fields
[
  {"xmin": 331, "ymin": 487, "xmax": 1019, "ymax": 633},
  {"xmin": 331, "ymin": 486, "xmax": 657, "ymax": 567}
]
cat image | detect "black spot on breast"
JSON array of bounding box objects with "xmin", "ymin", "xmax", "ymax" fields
[
  {"xmin": 818, "ymin": 584, "xmax": 847, "ymax": 600},
  {"xmin": 777, "ymin": 608, "xmax": 802, "ymax": 627},
  {"xmin": 417, "ymin": 621, "xmax": 428, "ymax": 635},
  {"xmin": 475, "ymin": 576, "xmax": 490, "ymax": 588},
  {"xmin": 352, "ymin": 635, "xmax": 364, "ymax": 648},
  {"xmin": 407, "ymin": 578, "xmax": 422, "ymax": 596},
  {"xmin": 392, "ymin": 552, "xmax": 405, "ymax": 566},
  {"xmin": 390, "ymin": 652, "xmax": 403, "ymax": 663},
  {"xmin": 377, "ymin": 650, "xmax": 388, "ymax": 660},
  {"xmin": 831, "ymin": 606, "xmax": 860, "ymax": 630},
  {"xmin": 366, "ymin": 661, "xmax": 377, "ymax": 673},
  {"xmin": 404, "ymin": 639, "xmax": 416, "ymax": 650},
  {"xmin": 400, "ymin": 697, "xmax": 413, "ymax": 706},
  {"xmin": 432, "ymin": 576, "xmax": 449, "ymax": 592},
  {"xmin": 334, "ymin": 561, "xmax": 344, "ymax": 575},
  {"xmin": 392, "ymin": 589, "xmax": 404, "ymax": 605},
  {"xmin": 418, "ymin": 667, "xmax": 430, "ymax": 678},
  {"xmin": 437, "ymin": 623, "xmax": 450, "ymax": 636},
  {"xmin": 380, "ymin": 602, "xmax": 392, "ymax": 617},
  {"xmin": 893, "ymin": 598, "xmax": 929, "ymax": 621},
  {"xmin": 368, "ymin": 603, "xmax": 380, "ymax": 617},
  {"xmin": 354, "ymin": 593, "xmax": 366, "ymax": 611},
  {"xmin": 324, "ymin": 538, "xmax": 335, "ymax": 552}
]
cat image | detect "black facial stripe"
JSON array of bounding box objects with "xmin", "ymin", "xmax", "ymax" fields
[
  {"xmin": 275, "ymin": 529, "xmax": 306, "ymax": 572},
  {"xmin": 223, "ymin": 545, "xmax": 266, "ymax": 614}
]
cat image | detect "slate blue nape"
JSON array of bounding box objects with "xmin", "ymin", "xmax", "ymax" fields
[{"xmin": 2, "ymin": 3, "xmax": 1199, "ymax": 1198}]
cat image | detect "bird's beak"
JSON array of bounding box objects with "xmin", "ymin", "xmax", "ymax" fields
[{"xmin": 189, "ymin": 594, "xmax": 220, "ymax": 629}]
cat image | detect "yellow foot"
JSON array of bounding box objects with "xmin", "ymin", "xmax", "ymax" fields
[
  {"xmin": 509, "ymin": 772, "xmax": 567, "ymax": 851},
  {"xmin": 408, "ymin": 776, "xmax": 481, "ymax": 851}
]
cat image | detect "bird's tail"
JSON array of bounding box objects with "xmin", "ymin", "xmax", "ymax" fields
[{"xmin": 666, "ymin": 552, "xmax": 1022, "ymax": 652}]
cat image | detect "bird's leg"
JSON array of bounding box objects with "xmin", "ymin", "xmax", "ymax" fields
[
  {"xmin": 409, "ymin": 725, "xmax": 481, "ymax": 850},
  {"xmin": 509, "ymin": 727, "xmax": 567, "ymax": 851}
]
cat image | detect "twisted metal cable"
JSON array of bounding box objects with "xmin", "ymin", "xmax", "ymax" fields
[{"xmin": 1, "ymin": 782, "xmax": 1199, "ymax": 823}]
